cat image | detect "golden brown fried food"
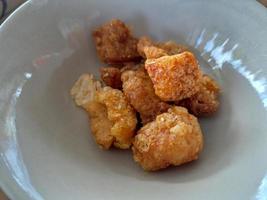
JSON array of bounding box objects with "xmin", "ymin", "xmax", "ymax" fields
[
  {"xmin": 137, "ymin": 37, "xmax": 168, "ymax": 59},
  {"xmin": 100, "ymin": 67, "xmax": 122, "ymax": 89},
  {"xmin": 158, "ymin": 41, "xmax": 187, "ymax": 55},
  {"xmin": 137, "ymin": 36, "xmax": 153, "ymax": 56},
  {"xmin": 145, "ymin": 51, "xmax": 202, "ymax": 101},
  {"xmin": 132, "ymin": 106, "xmax": 203, "ymax": 171},
  {"xmin": 92, "ymin": 19, "xmax": 141, "ymax": 64},
  {"xmin": 121, "ymin": 66, "xmax": 171, "ymax": 124},
  {"xmin": 100, "ymin": 63, "xmax": 142, "ymax": 89},
  {"xmin": 177, "ymin": 75, "xmax": 220, "ymax": 117},
  {"xmin": 143, "ymin": 46, "xmax": 168, "ymax": 59},
  {"xmin": 86, "ymin": 101, "xmax": 114, "ymax": 149},
  {"xmin": 70, "ymin": 73, "xmax": 102, "ymax": 110},
  {"xmin": 94, "ymin": 87, "xmax": 137, "ymax": 149},
  {"xmin": 120, "ymin": 62, "xmax": 143, "ymax": 72},
  {"xmin": 71, "ymin": 74, "xmax": 137, "ymax": 149},
  {"xmin": 137, "ymin": 36, "xmax": 187, "ymax": 59}
]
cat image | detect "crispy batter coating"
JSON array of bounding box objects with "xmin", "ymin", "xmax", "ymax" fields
[
  {"xmin": 92, "ymin": 19, "xmax": 141, "ymax": 64},
  {"xmin": 145, "ymin": 51, "xmax": 202, "ymax": 101},
  {"xmin": 94, "ymin": 87, "xmax": 137, "ymax": 149},
  {"xmin": 121, "ymin": 66, "xmax": 171, "ymax": 124},
  {"xmin": 100, "ymin": 67, "xmax": 122, "ymax": 89},
  {"xmin": 70, "ymin": 73, "xmax": 102, "ymax": 110},
  {"xmin": 158, "ymin": 41, "xmax": 187, "ymax": 55},
  {"xmin": 71, "ymin": 74, "xmax": 137, "ymax": 149},
  {"xmin": 137, "ymin": 37, "xmax": 168, "ymax": 59},
  {"xmin": 143, "ymin": 46, "xmax": 168, "ymax": 59},
  {"xmin": 132, "ymin": 106, "xmax": 203, "ymax": 171},
  {"xmin": 177, "ymin": 75, "xmax": 220, "ymax": 117},
  {"xmin": 120, "ymin": 62, "xmax": 143, "ymax": 72},
  {"xmin": 100, "ymin": 63, "xmax": 143, "ymax": 89},
  {"xmin": 86, "ymin": 102, "xmax": 114, "ymax": 149},
  {"xmin": 137, "ymin": 36, "xmax": 155, "ymax": 58},
  {"xmin": 137, "ymin": 36, "xmax": 187, "ymax": 59}
]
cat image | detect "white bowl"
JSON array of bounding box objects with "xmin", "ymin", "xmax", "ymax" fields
[{"xmin": 1, "ymin": 0, "xmax": 267, "ymax": 199}]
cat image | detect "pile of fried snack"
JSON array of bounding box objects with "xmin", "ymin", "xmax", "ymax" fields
[{"xmin": 71, "ymin": 19, "xmax": 220, "ymax": 171}]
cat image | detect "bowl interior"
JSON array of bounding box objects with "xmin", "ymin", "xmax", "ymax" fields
[{"xmin": 1, "ymin": 0, "xmax": 267, "ymax": 200}]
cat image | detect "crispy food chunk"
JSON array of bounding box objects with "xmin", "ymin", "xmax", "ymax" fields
[
  {"xmin": 132, "ymin": 106, "xmax": 203, "ymax": 171},
  {"xmin": 143, "ymin": 46, "xmax": 168, "ymax": 59},
  {"xmin": 145, "ymin": 51, "xmax": 202, "ymax": 101},
  {"xmin": 100, "ymin": 67, "xmax": 122, "ymax": 89},
  {"xmin": 92, "ymin": 19, "xmax": 141, "ymax": 64},
  {"xmin": 177, "ymin": 75, "xmax": 220, "ymax": 117},
  {"xmin": 94, "ymin": 87, "xmax": 137, "ymax": 149},
  {"xmin": 137, "ymin": 36, "xmax": 158, "ymax": 58},
  {"xmin": 121, "ymin": 66, "xmax": 171, "ymax": 124},
  {"xmin": 71, "ymin": 74, "xmax": 137, "ymax": 149},
  {"xmin": 137, "ymin": 37, "xmax": 168, "ymax": 59},
  {"xmin": 100, "ymin": 63, "xmax": 143, "ymax": 89},
  {"xmin": 70, "ymin": 73, "xmax": 101, "ymax": 110},
  {"xmin": 158, "ymin": 41, "xmax": 187, "ymax": 55},
  {"xmin": 137, "ymin": 36, "xmax": 187, "ymax": 59},
  {"xmin": 86, "ymin": 101, "xmax": 114, "ymax": 149}
]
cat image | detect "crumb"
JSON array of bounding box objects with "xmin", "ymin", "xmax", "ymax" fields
[{"xmin": 132, "ymin": 106, "xmax": 203, "ymax": 171}]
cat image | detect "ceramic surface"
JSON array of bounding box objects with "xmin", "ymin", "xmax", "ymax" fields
[{"xmin": 0, "ymin": 0, "xmax": 267, "ymax": 199}]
